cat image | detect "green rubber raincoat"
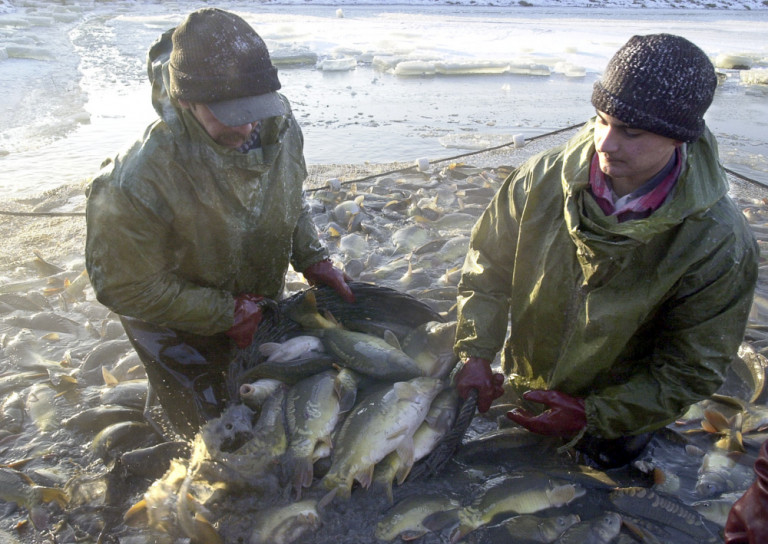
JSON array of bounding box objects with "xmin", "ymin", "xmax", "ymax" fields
[
  {"xmin": 455, "ymin": 119, "xmax": 758, "ymax": 439},
  {"xmin": 85, "ymin": 29, "xmax": 328, "ymax": 336}
]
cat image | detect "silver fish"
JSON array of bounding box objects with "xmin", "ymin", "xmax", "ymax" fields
[
  {"xmin": 258, "ymin": 335, "xmax": 325, "ymax": 363},
  {"xmin": 609, "ymin": 487, "xmax": 719, "ymax": 541},
  {"xmin": 374, "ymin": 493, "xmax": 462, "ymax": 542},
  {"xmin": 249, "ymin": 499, "xmax": 321, "ymax": 544},
  {"xmin": 500, "ymin": 513, "xmax": 581, "ymax": 543},
  {"xmin": 555, "ymin": 512, "xmax": 622, "ymax": 544},
  {"xmin": 286, "ymin": 291, "xmax": 425, "ymax": 381},
  {"xmin": 373, "ymin": 388, "xmax": 459, "ymax": 500},
  {"xmin": 436, "ymin": 473, "xmax": 585, "ymax": 542}
]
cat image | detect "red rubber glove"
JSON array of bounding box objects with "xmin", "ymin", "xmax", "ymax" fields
[
  {"xmin": 507, "ymin": 389, "xmax": 586, "ymax": 438},
  {"xmin": 725, "ymin": 439, "xmax": 768, "ymax": 544},
  {"xmin": 225, "ymin": 294, "xmax": 266, "ymax": 349},
  {"xmin": 454, "ymin": 356, "xmax": 505, "ymax": 413},
  {"xmin": 303, "ymin": 259, "xmax": 355, "ymax": 303}
]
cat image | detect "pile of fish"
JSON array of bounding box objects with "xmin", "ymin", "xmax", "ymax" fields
[{"xmin": 2, "ymin": 149, "xmax": 768, "ymax": 543}]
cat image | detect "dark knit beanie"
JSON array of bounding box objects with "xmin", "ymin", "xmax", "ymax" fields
[
  {"xmin": 591, "ymin": 34, "xmax": 717, "ymax": 143},
  {"xmin": 169, "ymin": 8, "xmax": 283, "ymax": 123}
]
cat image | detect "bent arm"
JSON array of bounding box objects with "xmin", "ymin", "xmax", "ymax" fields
[
  {"xmin": 86, "ymin": 174, "xmax": 233, "ymax": 335},
  {"xmin": 586, "ymin": 234, "xmax": 758, "ymax": 439}
]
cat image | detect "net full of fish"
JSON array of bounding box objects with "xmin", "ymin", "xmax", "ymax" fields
[{"xmin": 3, "ymin": 160, "xmax": 768, "ymax": 544}]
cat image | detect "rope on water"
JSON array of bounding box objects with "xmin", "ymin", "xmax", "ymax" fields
[{"xmin": 2, "ymin": 122, "xmax": 766, "ymax": 217}]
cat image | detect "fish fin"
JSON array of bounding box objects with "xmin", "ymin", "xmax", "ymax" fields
[
  {"xmin": 393, "ymin": 381, "xmax": 418, "ymax": 401},
  {"xmin": 102, "ymin": 366, "xmax": 118, "ymax": 386},
  {"xmin": 355, "ymin": 464, "xmax": 375, "ymax": 489},
  {"xmin": 286, "ymin": 291, "xmax": 334, "ymax": 329},
  {"xmin": 383, "ymin": 329, "xmax": 403, "ymax": 350},
  {"xmin": 37, "ymin": 487, "xmax": 68, "ymax": 508},
  {"xmin": 123, "ymin": 498, "xmax": 148, "ymax": 525},
  {"xmin": 396, "ymin": 438, "xmax": 415, "ymax": 469},
  {"xmin": 28, "ymin": 506, "xmax": 49, "ymax": 530},
  {"xmin": 318, "ymin": 487, "xmax": 338, "ymax": 510},
  {"xmin": 395, "ymin": 461, "xmax": 413, "ymax": 486},
  {"xmin": 258, "ymin": 342, "xmax": 280, "ymax": 357},
  {"xmin": 286, "ymin": 455, "xmax": 314, "ymax": 499},
  {"xmin": 703, "ymin": 410, "xmax": 729, "ymax": 433},
  {"xmin": 334, "ymin": 368, "xmax": 359, "ymax": 409},
  {"xmin": 193, "ymin": 512, "xmax": 223, "ymax": 544}
]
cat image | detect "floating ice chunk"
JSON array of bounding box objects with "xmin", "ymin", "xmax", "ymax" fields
[
  {"xmin": 435, "ymin": 60, "xmax": 509, "ymax": 76},
  {"xmin": 741, "ymin": 68, "xmax": 768, "ymax": 85},
  {"xmin": 554, "ymin": 61, "xmax": 586, "ymax": 78},
  {"xmin": 371, "ymin": 55, "xmax": 400, "ymax": 72},
  {"xmin": 5, "ymin": 45, "xmax": 54, "ymax": 61},
  {"xmin": 317, "ymin": 57, "xmax": 357, "ymax": 71},
  {"xmin": 439, "ymin": 132, "xmax": 522, "ymax": 151},
  {"xmin": 271, "ymin": 47, "xmax": 318, "ymax": 67},
  {"xmin": 715, "ymin": 53, "xmax": 753, "ymax": 70},
  {"xmin": 508, "ymin": 63, "xmax": 550, "ymax": 76},
  {"xmin": 395, "ymin": 61, "xmax": 436, "ymax": 77}
]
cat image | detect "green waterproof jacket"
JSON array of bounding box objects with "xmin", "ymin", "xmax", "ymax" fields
[
  {"xmin": 85, "ymin": 29, "xmax": 328, "ymax": 335},
  {"xmin": 455, "ymin": 119, "xmax": 758, "ymax": 439}
]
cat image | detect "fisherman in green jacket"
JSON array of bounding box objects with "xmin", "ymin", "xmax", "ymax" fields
[
  {"xmin": 453, "ymin": 34, "xmax": 759, "ymax": 467},
  {"xmin": 85, "ymin": 8, "xmax": 354, "ymax": 437}
]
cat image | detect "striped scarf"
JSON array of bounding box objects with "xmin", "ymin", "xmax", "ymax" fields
[
  {"xmin": 588, "ymin": 148, "xmax": 682, "ymax": 222},
  {"xmin": 237, "ymin": 122, "xmax": 262, "ymax": 153}
]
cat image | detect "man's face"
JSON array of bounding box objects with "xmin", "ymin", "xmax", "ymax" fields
[
  {"xmin": 181, "ymin": 101, "xmax": 256, "ymax": 149},
  {"xmin": 593, "ymin": 111, "xmax": 681, "ymax": 196}
]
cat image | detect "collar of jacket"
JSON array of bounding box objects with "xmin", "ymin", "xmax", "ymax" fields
[{"xmin": 561, "ymin": 117, "xmax": 728, "ymax": 245}]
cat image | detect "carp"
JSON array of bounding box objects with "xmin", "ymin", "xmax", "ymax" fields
[
  {"xmin": 283, "ymin": 368, "xmax": 359, "ymax": 498},
  {"xmin": 286, "ymin": 291, "xmax": 425, "ymax": 381},
  {"xmin": 320, "ymin": 376, "xmax": 445, "ymax": 499}
]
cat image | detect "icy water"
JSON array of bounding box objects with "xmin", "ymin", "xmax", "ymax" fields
[{"xmin": 1, "ymin": 2, "xmax": 767, "ymax": 200}]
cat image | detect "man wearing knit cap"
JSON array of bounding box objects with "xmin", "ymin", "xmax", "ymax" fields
[
  {"xmin": 453, "ymin": 33, "xmax": 758, "ymax": 467},
  {"xmin": 84, "ymin": 8, "xmax": 354, "ymax": 438}
]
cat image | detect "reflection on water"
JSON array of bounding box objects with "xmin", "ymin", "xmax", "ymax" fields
[{"xmin": 0, "ymin": 4, "xmax": 767, "ymax": 200}]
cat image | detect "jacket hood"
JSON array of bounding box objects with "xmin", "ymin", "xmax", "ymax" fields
[
  {"xmin": 147, "ymin": 28, "xmax": 184, "ymax": 133},
  {"xmin": 561, "ymin": 118, "xmax": 729, "ymax": 244}
]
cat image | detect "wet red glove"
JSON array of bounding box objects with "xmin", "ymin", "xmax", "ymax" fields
[
  {"xmin": 507, "ymin": 389, "xmax": 586, "ymax": 438},
  {"xmin": 225, "ymin": 294, "xmax": 266, "ymax": 349},
  {"xmin": 303, "ymin": 259, "xmax": 355, "ymax": 303},
  {"xmin": 725, "ymin": 439, "xmax": 768, "ymax": 544},
  {"xmin": 455, "ymin": 356, "xmax": 505, "ymax": 413}
]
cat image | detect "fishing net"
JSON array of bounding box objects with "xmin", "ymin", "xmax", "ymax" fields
[{"xmin": 228, "ymin": 281, "xmax": 477, "ymax": 479}]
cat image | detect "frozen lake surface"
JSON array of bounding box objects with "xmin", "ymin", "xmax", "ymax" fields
[{"xmin": 0, "ymin": 1, "xmax": 767, "ymax": 199}]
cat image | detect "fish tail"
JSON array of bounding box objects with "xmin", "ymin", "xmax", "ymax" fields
[{"xmin": 286, "ymin": 291, "xmax": 335, "ymax": 329}]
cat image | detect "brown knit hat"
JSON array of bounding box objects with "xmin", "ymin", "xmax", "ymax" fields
[
  {"xmin": 591, "ymin": 34, "xmax": 717, "ymax": 143},
  {"xmin": 169, "ymin": 8, "xmax": 284, "ymax": 125}
]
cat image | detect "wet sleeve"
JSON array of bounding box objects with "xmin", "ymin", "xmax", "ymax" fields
[
  {"xmin": 85, "ymin": 167, "xmax": 234, "ymax": 336},
  {"xmin": 454, "ymin": 172, "xmax": 522, "ymax": 361},
  {"xmin": 585, "ymin": 228, "xmax": 759, "ymax": 439}
]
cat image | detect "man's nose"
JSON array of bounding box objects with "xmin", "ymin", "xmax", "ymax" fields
[
  {"xmin": 596, "ymin": 126, "xmax": 619, "ymax": 153},
  {"xmin": 231, "ymin": 122, "xmax": 254, "ymax": 137}
]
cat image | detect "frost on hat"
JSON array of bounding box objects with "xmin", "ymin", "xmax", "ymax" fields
[
  {"xmin": 591, "ymin": 34, "xmax": 717, "ymax": 143},
  {"xmin": 168, "ymin": 8, "xmax": 284, "ymax": 125}
]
